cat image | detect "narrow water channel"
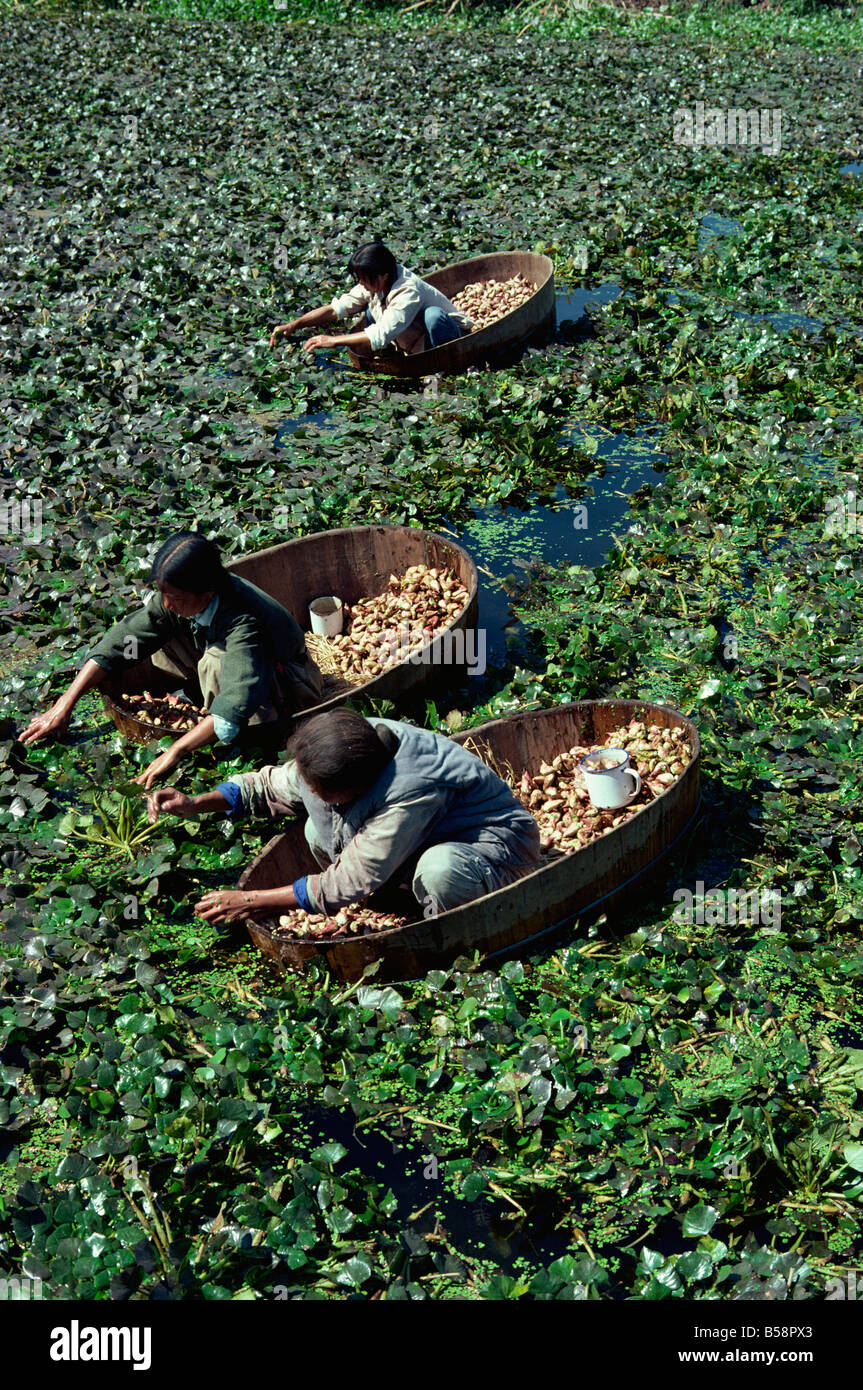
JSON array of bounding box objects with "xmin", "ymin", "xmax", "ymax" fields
[{"xmin": 445, "ymin": 423, "xmax": 666, "ymax": 669}]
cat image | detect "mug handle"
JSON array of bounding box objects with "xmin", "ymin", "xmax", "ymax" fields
[{"xmin": 624, "ymin": 769, "xmax": 642, "ymax": 803}]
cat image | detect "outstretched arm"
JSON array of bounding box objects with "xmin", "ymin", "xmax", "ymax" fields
[
  {"xmin": 304, "ymin": 329, "xmax": 373, "ymax": 354},
  {"xmin": 20, "ymin": 659, "xmax": 109, "ymax": 746},
  {"xmin": 269, "ymin": 304, "xmax": 337, "ymax": 347},
  {"xmin": 23, "ymin": 593, "xmax": 178, "ymax": 746},
  {"xmin": 148, "ymin": 770, "xmax": 308, "ymax": 922},
  {"xmin": 148, "ymin": 785, "xmax": 291, "ymax": 921},
  {"xmin": 146, "ymin": 785, "xmax": 233, "ymax": 821},
  {"xmin": 135, "ymin": 715, "xmax": 219, "ymax": 791},
  {"xmin": 194, "ymin": 882, "xmax": 300, "ymax": 923}
]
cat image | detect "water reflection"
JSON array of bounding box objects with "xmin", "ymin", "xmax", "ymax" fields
[
  {"xmin": 555, "ymin": 281, "xmax": 622, "ymax": 334},
  {"xmin": 736, "ymin": 309, "xmax": 824, "ymax": 335},
  {"xmin": 698, "ymin": 213, "xmax": 744, "ymax": 251},
  {"xmin": 447, "ymin": 424, "xmax": 666, "ymax": 667},
  {"xmin": 275, "ymin": 411, "xmax": 336, "ymax": 445}
]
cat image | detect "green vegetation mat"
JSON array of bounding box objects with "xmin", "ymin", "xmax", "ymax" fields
[{"xmin": 0, "ymin": 4, "xmax": 861, "ymax": 1299}]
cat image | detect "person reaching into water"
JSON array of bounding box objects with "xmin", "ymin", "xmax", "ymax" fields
[
  {"xmin": 20, "ymin": 532, "xmax": 323, "ymax": 790},
  {"xmin": 269, "ymin": 237, "xmax": 473, "ymax": 360},
  {"xmin": 147, "ymin": 708, "xmax": 540, "ymax": 923}
]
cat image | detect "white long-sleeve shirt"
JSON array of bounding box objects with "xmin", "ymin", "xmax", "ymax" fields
[{"xmin": 330, "ymin": 264, "xmax": 473, "ymax": 353}]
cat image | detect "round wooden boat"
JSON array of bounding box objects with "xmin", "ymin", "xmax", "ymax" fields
[
  {"xmin": 346, "ymin": 252, "xmax": 555, "ymax": 378},
  {"xmin": 238, "ymin": 699, "xmax": 702, "ymax": 982},
  {"xmin": 100, "ymin": 525, "xmax": 479, "ymax": 743}
]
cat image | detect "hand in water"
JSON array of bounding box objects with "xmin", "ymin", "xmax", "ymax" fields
[{"xmin": 19, "ymin": 702, "xmax": 71, "ymax": 746}]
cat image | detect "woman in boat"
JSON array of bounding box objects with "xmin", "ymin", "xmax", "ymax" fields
[
  {"xmin": 148, "ymin": 708, "xmax": 540, "ymax": 923},
  {"xmin": 20, "ymin": 532, "xmax": 323, "ymax": 790},
  {"xmin": 269, "ymin": 238, "xmax": 473, "ymax": 360}
]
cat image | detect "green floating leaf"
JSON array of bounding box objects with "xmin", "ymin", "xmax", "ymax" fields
[
  {"xmin": 337, "ymin": 1255, "xmax": 373, "ymax": 1288},
  {"xmin": 676, "ymin": 1250, "xmax": 713, "ymax": 1282},
  {"xmin": 311, "ymin": 1142, "xmax": 347, "ymax": 1167},
  {"xmin": 682, "ymin": 1205, "xmax": 719, "ymax": 1237},
  {"xmin": 697, "ymin": 678, "xmax": 721, "ymax": 701},
  {"xmin": 500, "ymin": 961, "xmax": 524, "ymax": 984},
  {"xmin": 842, "ymin": 1143, "xmax": 863, "ymax": 1173},
  {"xmin": 462, "ymin": 1171, "xmax": 487, "ymax": 1201}
]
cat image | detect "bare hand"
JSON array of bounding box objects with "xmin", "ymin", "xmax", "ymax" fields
[
  {"xmin": 135, "ymin": 747, "xmax": 181, "ymax": 791},
  {"xmin": 194, "ymin": 890, "xmax": 260, "ymax": 924},
  {"xmin": 19, "ymin": 702, "xmax": 72, "ymax": 747},
  {"xmin": 269, "ymin": 322, "xmax": 297, "ymax": 349},
  {"xmin": 304, "ymin": 334, "xmax": 339, "ymax": 353},
  {"xmin": 147, "ymin": 787, "xmax": 195, "ymax": 823}
]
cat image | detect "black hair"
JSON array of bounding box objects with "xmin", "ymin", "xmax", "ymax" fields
[
  {"xmin": 347, "ymin": 238, "xmax": 398, "ymax": 298},
  {"xmin": 150, "ymin": 532, "xmax": 227, "ymax": 595},
  {"xmin": 288, "ymin": 709, "xmax": 398, "ymax": 797}
]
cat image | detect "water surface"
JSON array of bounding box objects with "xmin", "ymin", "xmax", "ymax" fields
[{"xmin": 446, "ymin": 424, "xmax": 667, "ymax": 668}]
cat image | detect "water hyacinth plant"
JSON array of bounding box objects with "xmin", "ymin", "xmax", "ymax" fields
[{"xmin": 0, "ymin": 0, "xmax": 861, "ymax": 1309}]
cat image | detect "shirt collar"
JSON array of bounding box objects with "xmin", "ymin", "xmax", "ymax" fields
[
  {"xmin": 192, "ymin": 594, "xmax": 219, "ymax": 628},
  {"xmin": 377, "ymin": 265, "xmax": 405, "ymax": 306}
]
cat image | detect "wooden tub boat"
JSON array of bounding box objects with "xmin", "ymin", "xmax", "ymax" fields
[
  {"xmin": 100, "ymin": 525, "xmax": 479, "ymax": 743},
  {"xmin": 238, "ymin": 699, "xmax": 702, "ymax": 982},
  {"xmin": 346, "ymin": 252, "xmax": 555, "ymax": 378}
]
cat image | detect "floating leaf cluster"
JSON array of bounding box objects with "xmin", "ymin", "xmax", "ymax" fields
[{"xmin": 0, "ymin": 4, "xmax": 862, "ymax": 1302}]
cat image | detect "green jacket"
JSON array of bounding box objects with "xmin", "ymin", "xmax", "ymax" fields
[{"xmin": 87, "ymin": 575, "xmax": 318, "ymax": 728}]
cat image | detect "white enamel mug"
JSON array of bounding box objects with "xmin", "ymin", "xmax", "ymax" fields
[
  {"xmin": 309, "ymin": 595, "xmax": 344, "ymax": 638},
  {"xmin": 580, "ymin": 747, "xmax": 642, "ymax": 810}
]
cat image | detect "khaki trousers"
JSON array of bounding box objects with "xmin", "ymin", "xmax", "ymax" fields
[
  {"xmin": 151, "ymin": 635, "xmax": 323, "ymax": 726},
  {"xmin": 303, "ymin": 819, "xmax": 535, "ymax": 912}
]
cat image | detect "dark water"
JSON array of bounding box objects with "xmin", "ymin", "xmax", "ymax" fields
[
  {"xmin": 445, "ymin": 424, "xmax": 666, "ymax": 667},
  {"xmin": 737, "ymin": 308, "xmax": 824, "ymax": 335},
  {"xmin": 286, "ymin": 1102, "xmax": 571, "ymax": 1278},
  {"xmin": 840, "ymin": 160, "xmax": 863, "ymax": 177},
  {"xmin": 274, "ymin": 411, "xmax": 335, "ymax": 445},
  {"xmin": 555, "ymin": 281, "xmax": 622, "ymax": 334},
  {"xmin": 661, "ymin": 285, "xmax": 698, "ymax": 307},
  {"xmin": 658, "ymin": 299, "xmax": 852, "ymax": 340},
  {"xmin": 698, "ymin": 213, "xmax": 744, "ymax": 251}
]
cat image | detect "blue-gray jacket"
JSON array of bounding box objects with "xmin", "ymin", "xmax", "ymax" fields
[{"xmin": 224, "ymin": 718, "xmax": 540, "ymax": 913}]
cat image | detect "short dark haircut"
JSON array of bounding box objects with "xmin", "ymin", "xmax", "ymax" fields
[
  {"xmin": 288, "ymin": 709, "xmax": 398, "ymax": 796},
  {"xmin": 150, "ymin": 532, "xmax": 227, "ymax": 595},
  {"xmin": 347, "ymin": 238, "xmax": 398, "ymax": 294}
]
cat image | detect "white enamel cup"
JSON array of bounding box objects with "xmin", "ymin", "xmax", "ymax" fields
[
  {"xmin": 580, "ymin": 747, "xmax": 642, "ymax": 810},
  {"xmin": 309, "ymin": 596, "xmax": 344, "ymax": 638}
]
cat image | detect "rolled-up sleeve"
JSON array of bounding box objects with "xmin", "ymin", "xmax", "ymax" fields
[
  {"xmin": 306, "ymin": 790, "xmax": 446, "ymax": 913},
  {"xmin": 216, "ymin": 780, "xmax": 244, "ymax": 816},
  {"xmin": 331, "ymin": 282, "xmax": 371, "ymax": 320},
  {"xmin": 225, "ymin": 759, "xmax": 307, "ymax": 819},
  {"xmin": 365, "ymin": 285, "xmax": 422, "ymax": 352},
  {"xmin": 212, "ymin": 714, "xmax": 241, "ymax": 744}
]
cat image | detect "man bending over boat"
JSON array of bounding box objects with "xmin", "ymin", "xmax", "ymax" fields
[
  {"xmin": 148, "ymin": 708, "xmax": 540, "ymax": 922},
  {"xmin": 20, "ymin": 533, "xmax": 323, "ymax": 789},
  {"xmin": 269, "ymin": 238, "xmax": 473, "ymax": 360}
]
